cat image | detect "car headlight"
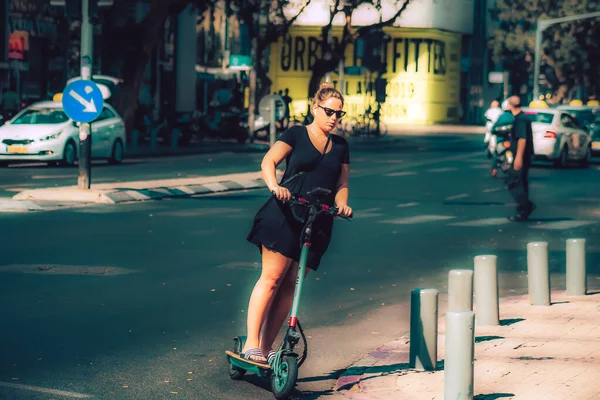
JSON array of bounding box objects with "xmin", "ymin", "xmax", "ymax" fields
[{"xmin": 40, "ymin": 131, "xmax": 63, "ymax": 141}]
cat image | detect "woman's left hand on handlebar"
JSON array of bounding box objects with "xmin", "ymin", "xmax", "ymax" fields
[{"xmin": 336, "ymin": 204, "xmax": 353, "ymax": 217}]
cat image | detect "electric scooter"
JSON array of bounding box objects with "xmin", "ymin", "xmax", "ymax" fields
[{"xmin": 225, "ymin": 187, "xmax": 352, "ymax": 399}]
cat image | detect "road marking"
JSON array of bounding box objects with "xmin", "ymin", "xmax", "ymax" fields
[
  {"xmin": 30, "ymin": 174, "xmax": 74, "ymax": 179},
  {"xmin": 483, "ymin": 187, "xmax": 502, "ymax": 193},
  {"xmin": 0, "ymin": 381, "xmax": 93, "ymax": 398},
  {"xmin": 353, "ymin": 208, "xmax": 384, "ymax": 218},
  {"xmin": 445, "ymin": 193, "xmax": 469, "ymax": 200},
  {"xmin": 352, "ymin": 152, "xmax": 480, "ymax": 178},
  {"xmin": 449, "ymin": 218, "xmax": 510, "ymax": 227},
  {"xmin": 470, "ymin": 164, "xmax": 490, "ymax": 169},
  {"xmin": 427, "ymin": 167, "xmax": 458, "ymax": 173},
  {"xmin": 396, "ymin": 202, "xmax": 419, "ymax": 208},
  {"xmin": 379, "ymin": 215, "xmax": 455, "ymax": 224},
  {"xmin": 385, "ymin": 171, "xmax": 416, "ymax": 177},
  {"xmin": 531, "ymin": 220, "xmax": 597, "ymax": 230}
]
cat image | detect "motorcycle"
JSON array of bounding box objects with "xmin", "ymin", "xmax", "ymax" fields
[{"xmin": 491, "ymin": 123, "xmax": 514, "ymax": 173}]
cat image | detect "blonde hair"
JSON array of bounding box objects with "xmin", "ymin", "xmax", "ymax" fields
[{"xmin": 312, "ymin": 81, "xmax": 344, "ymax": 107}]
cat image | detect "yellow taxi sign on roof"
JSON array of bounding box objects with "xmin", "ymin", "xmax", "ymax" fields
[
  {"xmin": 588, "ymin": 100, "xmax": 599, "ymax": 107},
  {"xmin": 569, "ymin": 99, "xmax": 583, "ymax": 106},
  {"xmin": 53, "ymin": 93, "xmax": 63, "ymax": 102},
  {"xmin": 529, "ymin": 99, "xmax": 548, "ymax": 108}
]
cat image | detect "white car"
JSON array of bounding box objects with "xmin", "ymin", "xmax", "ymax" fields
[
  {"xmin": 0, "ymin": 101, "xmax": 126, "ymax": 166},
  {"xmin": 523, "ymin": 107, "xmax": 592, "ymax": 167}
]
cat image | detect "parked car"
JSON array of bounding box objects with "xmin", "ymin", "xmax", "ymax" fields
[
  {"xmin": 556, "ymin": 105, "xmax": 600, "ymax": 156},
  {"xmin": 523, "ymin": 107, "xmax": 592, "ymax": 167},
  {"xmin": 0, "ymin": 101, "xmax": 126, "ymax": 167}
]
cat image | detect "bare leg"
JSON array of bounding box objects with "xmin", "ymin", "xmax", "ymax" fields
[
  {"xmin": 242, "ymin": 247, "xmax": 293, "ymax": 362},
  {"xmin": 260, "ymin": 263, "xmax": 310, "ymax": 356}
]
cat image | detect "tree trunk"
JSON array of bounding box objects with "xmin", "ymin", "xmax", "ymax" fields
[{"xmin": 114, "ymin": 0, "xmax": 182, "ymax": 135}]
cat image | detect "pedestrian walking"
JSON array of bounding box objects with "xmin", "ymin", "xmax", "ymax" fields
[{"xmin": 504, "ymin": 95, "xmax": 535, "ymax": 221}]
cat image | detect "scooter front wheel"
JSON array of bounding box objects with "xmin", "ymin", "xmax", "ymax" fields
[{"xmin": 271, "ymin": 355, "xmax": 298, "ymax": 399}]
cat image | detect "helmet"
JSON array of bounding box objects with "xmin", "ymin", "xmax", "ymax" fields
[{"xmin": 501, "ymin": 99, "xmax": 509, "ymax": 110}]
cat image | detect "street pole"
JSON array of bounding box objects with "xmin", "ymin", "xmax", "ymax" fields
[
  {"xmin": 78, "ymin": 0, "xmax": 94, "ymax": 189},
  {"xmin": 533, "ymin": 11, "xmax": 600, "ymax": 101}
]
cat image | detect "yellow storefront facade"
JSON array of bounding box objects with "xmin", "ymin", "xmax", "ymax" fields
[{"xmin": 268, "ymin": 26, "xmax": 462, "ymax": 125}]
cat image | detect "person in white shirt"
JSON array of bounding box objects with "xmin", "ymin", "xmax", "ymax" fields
[{"xmin": 484, "ymin": 99, "xmax": 504, "ymax": 176}]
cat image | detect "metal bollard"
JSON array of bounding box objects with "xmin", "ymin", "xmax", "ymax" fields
[
  {"xmin": 444, "ymin": 311, "xmax": 475, "ymax": 400},
  {"xmin": 527, "ymin": 242, "xmax": 551, "ymax": 306},
  {"xmin": 473, "ymin": 255, "xmax": 499, "ymax": 326},
  {"xmin": 448, "ymin": 269, "xmax": 474, "ymax": 312},
  {"xmin": 566, "ymin": 239, "xmax": 586, "ymax": 296},
  {"xmin": 409, "ymin": 288, "xmax": 438, "ymax": 371}
]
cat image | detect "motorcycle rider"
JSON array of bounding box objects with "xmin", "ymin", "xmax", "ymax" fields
[{"xmin": 488, "ymin": 99, "xmax": 512, "ymax": 177}]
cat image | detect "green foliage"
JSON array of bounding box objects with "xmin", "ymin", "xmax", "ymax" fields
[{"xmin": 489, "ymin": 0, "xmax": 600, "ymax": 98}]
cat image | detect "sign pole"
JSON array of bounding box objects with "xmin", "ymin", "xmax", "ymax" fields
[
  {"xmin": 269, "ymin": 97, "xmax": 276, "ymax": 148},
  {"xmin": 78, "ymin": 0, "xmax": 93, "ymax": 189}
]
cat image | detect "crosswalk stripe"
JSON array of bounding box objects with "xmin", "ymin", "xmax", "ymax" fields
[
  {"xmin": 379, "ymin": 215, "xmax": 455, "ymax": 224},
  {"xmin": 396, "ymin": 202, "xmax": 419, "ymax": 208},
  {"xmin": 530, "ymin": 220, "xmax": 597, "ymax": 230},
  {"xmin": 449, "ymin": 218, "xmax": 511, "ymax": 227},
  {"xmin": 446, "ymin": 193, "xmax": 469, "ymax": 200}
]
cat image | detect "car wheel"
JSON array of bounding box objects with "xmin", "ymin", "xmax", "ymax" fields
[
  {"xmin": 109, "ymin": 140, "xmax": 124, "ymax": 164},
  {"xmin": 60, "ymin": 141, "xmax": 77, "ymax": 166},
  {"xmin": 554, "ymin": 146, "xmax": 569, "ymax": 168},
  {"xmin": 579, "ymin": 145, "xmax": 591, "ymax": 168}
]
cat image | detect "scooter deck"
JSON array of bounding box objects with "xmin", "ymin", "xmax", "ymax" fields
[{"xmin": 225, "ymin": 350, "xmax": 271, "ymax": 370}]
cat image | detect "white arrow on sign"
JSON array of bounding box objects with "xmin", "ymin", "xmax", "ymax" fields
[{"xmin": 69, "ymin": 89, "xmax": 97, "ymax": 113}]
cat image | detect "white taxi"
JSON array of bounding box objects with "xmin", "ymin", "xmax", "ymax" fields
[
  {"xmin": 523, "ymin": 108, "xmax": 592, "ymax": 167},
  {"xmin": 0, "ymin": 101, "xmax": 126, "ymax": 166}
]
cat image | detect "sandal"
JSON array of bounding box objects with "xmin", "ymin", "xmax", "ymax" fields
[
  {"xmin": 241, "ymin": 348, "xmax": 267, "ymax": 364},
  {"xmin": 266, "ymin": 350, "xmax": 277, "ymax": 365}
]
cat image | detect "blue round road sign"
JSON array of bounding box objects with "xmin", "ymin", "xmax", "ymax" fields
[{"xmin": 62, "ymin": 80, "xmax": 104, "ymax": 123}]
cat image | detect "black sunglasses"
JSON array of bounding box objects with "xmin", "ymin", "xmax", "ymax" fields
[{"xmin": 318, "ymin": 105, "xmax": 346, "ymax": 119}]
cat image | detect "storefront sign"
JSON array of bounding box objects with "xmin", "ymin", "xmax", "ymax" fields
[{"xmin": 268, "ymin": 26, "xmax": 462, "ymax": 124}]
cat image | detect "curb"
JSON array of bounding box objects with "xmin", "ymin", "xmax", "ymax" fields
[
  {"xmin": 0, "ymin": 199, "xmax": 43, "ymax": 212},
  {"xmin": 12, "ymin": 171, "xmax": 279, "ymax": 204},
  {"xmin": 101, "ymin": 177, "xmax": 267, "ymax": 203}
]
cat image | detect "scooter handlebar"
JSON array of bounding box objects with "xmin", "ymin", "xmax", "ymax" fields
[{"xmin": 272, "ymin": 192, "xmax": 352, "ymax": 221}]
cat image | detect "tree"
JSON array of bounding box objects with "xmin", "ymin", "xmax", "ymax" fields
[
  {"xmin": 229, "ymin": 0, "xmax": 311, "ymax": 101},
  {"xmin": 489, "ymin": 0, "xmax": 600, "ymax": 103},
  {"xmin": 306, "ymin": 0, "xmax": 412, "ymax": 99},
  {"xmin": 103, "ymin": 0, "xmax": 214, "ymax": 133}
]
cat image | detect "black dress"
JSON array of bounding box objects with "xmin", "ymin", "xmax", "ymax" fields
[{"xmin": 246, "ymin": 125, "xmax": 350, "ymax": 271}]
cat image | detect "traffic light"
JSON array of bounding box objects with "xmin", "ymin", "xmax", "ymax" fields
[
  {"xmin": 360, "ymin": 30, "xmax": 386, "ymax": 73},
  {"xmin": 375, "ymin": 77, "xmax": 387, "ymax": 103},
  {"xmin": 89, "ymin": 0, "xmax": 99, "ymax": 23}
]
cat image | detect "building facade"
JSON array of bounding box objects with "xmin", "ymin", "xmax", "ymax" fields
[{"xmin": 268, "ymin": 0, "xmax": 475, "ymax": 125}]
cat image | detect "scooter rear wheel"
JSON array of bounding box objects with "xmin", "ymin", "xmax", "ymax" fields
[{"xmin": 271, "ymin": 355, "xmax": 298, "ymax": 399}]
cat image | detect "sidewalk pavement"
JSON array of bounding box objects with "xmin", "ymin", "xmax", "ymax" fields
[
  {"xmin": 334, "ymin": 290, "xmax": 600, "ymax": 400},
  {"xmin": 13, "ymin": 170, "xmax": 283, "ymax": 204}
]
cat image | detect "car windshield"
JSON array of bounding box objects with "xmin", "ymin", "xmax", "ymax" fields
[
  {"xmin": 12, "ymin": 108, "xmax": 69, "ymax": 125},
  {"xmin": 524, "ymin": 112, "xmax": 554, "ymax": 124},
  {"xmin": 566, "ymin": 110, "xmax": 594, "ymax": 125}
]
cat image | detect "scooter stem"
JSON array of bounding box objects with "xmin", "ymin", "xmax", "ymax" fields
[{"xmin": 288, "ymin": 244, "xmax": 309, "ymax": 327}]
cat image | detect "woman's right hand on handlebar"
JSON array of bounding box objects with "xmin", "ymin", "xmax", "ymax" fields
[{"xmin": 271, "ymin": 185, "xmax": 292, "ymax": 201}]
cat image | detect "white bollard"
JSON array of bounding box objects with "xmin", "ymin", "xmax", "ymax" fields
[
  {"xmin": 409, "ymin": 288, "xmax": 438, "ymax": 371},
  {"xmin": 527, "ymin": 242, "xmax": 551, "ymax": 306},
  {"xmin": 566, "ymin": 239, "xmax": 586, "ymax": 296},
  {"xmin": 444, "ymin": 311, "xmax": 475, "ymax": 400},
  {"xmin": 448, "ymin": 269, "xmax": 473, "ymax": 312},
  {"xmin": 474, "ymin": 255, "xmax": 499, "ymax": 326}
]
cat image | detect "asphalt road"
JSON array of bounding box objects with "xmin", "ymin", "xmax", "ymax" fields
[{"xmin": 1, "ymin": 134, "xmax": 600, "ymax": 400}]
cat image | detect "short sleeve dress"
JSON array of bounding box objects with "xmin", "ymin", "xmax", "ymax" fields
[{"xmin": 246, "ymin": 125, "xmax": 350, "ymax": 271}]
